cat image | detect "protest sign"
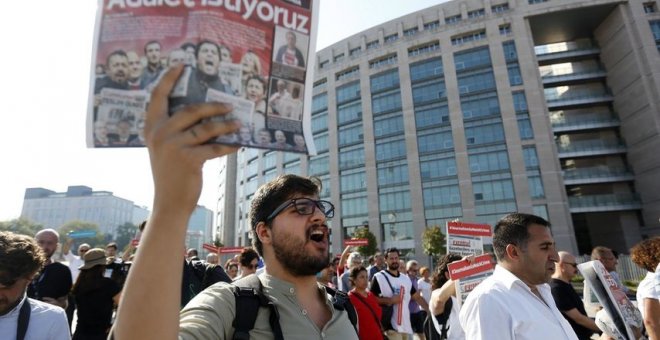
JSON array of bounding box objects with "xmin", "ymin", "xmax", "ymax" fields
[
  {"xmin": 446, "ymin": 221, "xmax": 491, "ymax": 256},
  {"xmin": 447, "ymin": 254, "xmax": 494, "ymax": 307}
]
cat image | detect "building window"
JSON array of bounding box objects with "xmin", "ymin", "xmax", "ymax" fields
[
  {"xmin": 522, "ymin": 146, "xmax": 540, "ymax": 169},
  {"xmin": 374, "ymin": 114, "xmax": 404, "ymax": 137},
  {"xmin": 445, "ymin": 14, "xmax": 462, "ymax": 24},
  {"xmin": 451, "ymin": 30, "xmax": 486, "ymax": 45},
  {"xmin": 412, "ymin": 80, "xmax": 447, "ymax": 104},
  {"xmin": 375, "ymin": 139, "xmax": 407, "ymax": 162},
  {"xmin": 468, "ymin": 151, "xmax": 510, "ymax": 173},
  {"xmin": 499, "ymin": 24, "xmax": 512, "ymax": 36},
  {"xmin": 372, "ymin": 90, "xmax": 402, "ymax": 115},
  {"xmin": 370, "ymin": 69, "xmax": 400, "ymax": 93},
  {"xmin": 369, "ymin": 54, "xmax": 398, "ymax": 69},
  {"xmin": 424, "ymin": 20, "xmax": 440, "ymax": 30},
  {"xmin": 644, "ymin": 2, "xmax": 657, "ymax": 13},
  {"xmin": 337, "ymin": 101, "xmax": 362, "ymax": 124},
  {"xmin": 404, "ymin": 27, "xmax": 419, "ymax": 36},
  {"xmin": 384, "ymin": 34, "xmax": 399, "ymax": 43},
  {"xmin": 467, "ymin": 9, "xmax": 485, "ymax": 19},
  {"xmin": 502, "ymin": 41, "xmax": 518, "ymax": 62},
  {"xmin": 319, "ymin": 60, "xmax": 329, "ymax": 69},
  {"xmin": 465, "ymin": 123, "xmax": 506, "ymax": 146},
  {"xmin": 336, "ymin": 81, "xmax": 361, "ymax": 103},
  {"xmin": 313, "ymin": 78, "xmax": 327, "ymax": 94},
  {"xmin": 349, "ymin": 47, "xmax": 362, "ymax": 57},
  {"xmin": 528, "ymin": 171, "xmax": 545, "ymax": 198},
  {"xmin": 415, "ymin": 105, "xmax": 449, "ymax": 129},
  {"xmin": 334, "ymin": 53, "xmax": 345, "ymax": 63},
  {"xmin": 339, "ymin": 147, "xmax": 365, "ymax": 169},
  {"xmin": 408, "ymin": 41, "xmax": 440, "ymax": 57},
  {"xmin": 420, "ymin": 157, "xmax": 458, "ymax": 180},
  {"xmin": 340, "ymin": 171, "xmax": 367, "ymax": 193},
  {"xmin": 457, "ymin": 70, "xmax": 496, "ymax": 95},
  {"xmin": 507, "ymin": 63, "xmax": 523, "ymax": 86},
  {"xmin": 454, "ymin": 46, "xmax": 492, "ymax": 71},
  {"xmin": 461, "ymin": 93, "xmax": 500, "ymax": 120},
  {"xmin": 423, "ymin": 185, "xmax": 461, "ymax": 207},
  {"xmin": 418, "ymin": 131, "xmax": 454, "ymax": 154},
  {"xmin": 366, "ymin": 40, "xmax": 380, "ymax": 50},
  {"xmin": 309, "ymin": 155, "xmax": 329, "ymax": 176},
  {"xmin": 377, "ymin": 165, "xmax": 409, "ymax": 186},
  {"xmin": 336, "ymin": 66, "xmax": 360, "ymax": 81},
  {"xmin": 517, "ymin": 113, "xmax": 534, "ymax": 139},
  {"xmin": 312, "ymin": 93, "xmax": 327, "ymax": 113},
  {"xmin": 492, "ymin": 3, "xmax": 510, "ymax": 13},
  {"xmin": 650, "ymin": 20, "xmax": 660, "ymax": 50},
  {"xmin": 512, "ymin": 91, "xmax": 528, "ymax": 113},
  {"xmin": 473, "ymin": 179, "xmax": 515, "ymax": 201},
  {"xmin": 528, "ymin": 0, "xmax": 547, "ymax": 3},
  {"xmin": 338, "ymin": 124, "xmax": 364, "ymax": 147},
  {"xmin": 410, "ymin": 57, "xmax": 443, "ymax": 82}
]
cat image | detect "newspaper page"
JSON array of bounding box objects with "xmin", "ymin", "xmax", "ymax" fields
[
  {"xmin": 447, "ymin": 254, "xmax": 494, "ymax": 307},
  {"xmin": 577, "ymin": 260, "xmax": 643, "ymax": 340},
  {"xmin": 446, "ymin": 221, "xmax": 492, "ymax": 256},
  {"xmin": 87, "ymin": 0, "xmax": 319, "ymax": 154}
]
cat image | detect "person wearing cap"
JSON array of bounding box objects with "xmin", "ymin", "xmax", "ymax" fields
[{"xmin": 71, "ymin": 248, "xmax": 121, "ymax": 340}]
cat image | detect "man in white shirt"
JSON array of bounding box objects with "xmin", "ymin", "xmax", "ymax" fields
[
  {"xmin": 459, "ymin": 213, "xmax": 579, "ymax": 340},
  {"xmin": 0, "ymin": 231, "xmax": 70, "ymax": 340},
  {"xmin": 61, "ymin": 239, "xmax": 90, "ymax": 283},
  {"xmin": 371, "ymin": 247, "xmax": 428, "ymax": 340}
]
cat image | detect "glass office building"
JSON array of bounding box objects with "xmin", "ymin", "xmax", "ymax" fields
[{"xmin": 218, "ymin": 0, "xmax": 660, "ymax": 259}]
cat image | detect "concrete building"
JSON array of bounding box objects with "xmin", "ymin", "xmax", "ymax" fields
[
  {"xmin": 21, "ymin": 186, "xmax": 149, "ymax": 237},
  {"xmin": 218, "ymin": 0, "xmax": 660, "ymax": 258}
]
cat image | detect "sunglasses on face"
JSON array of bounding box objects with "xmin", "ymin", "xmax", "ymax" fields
[{"xmin": 266, "ymin": 198, "xmax": 335, "ymax": 221}]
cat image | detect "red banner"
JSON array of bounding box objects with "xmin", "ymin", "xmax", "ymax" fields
[
  {"xmin": 344, "ymin": 238, "xmax": 368, "ymax": 246},
  {"xmin": 219, "ymin": 246, "xmax": 245, "ymax": 254},
  {"xmin": 202, "ymin": 243, "xmax": 219, "ymax": 253},
  {"xmin": 447, "ymin": 221, "xmax": 492, "ymax": 237},
  {"xmin": 447, "ymin": 254, "xmax": 495, "ymax": 280}
]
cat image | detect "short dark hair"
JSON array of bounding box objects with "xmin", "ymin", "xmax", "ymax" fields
[
  {"xmin": 384, "ymin": 247, "xmax": 400, "ymax": 259},
  {"xmin": 348, "ymin": 265, "xmax": 367, "ymax": 284},
  {"xmin": 106, "ymin": 242, "xmax": 118, "ymax": 251},
  {"xmin": 0, "ymin": 231, "xmax": 47, "ymax": 283},
  {"xmin": 239, "ymin": 248, "xmax": 259, "ymax": 267},
  {"xmin": 195, "ymin": 39, "xmax": 219, "ymax": 59},
  {"xmin": 249, "ymin": 174, "xmax": 320, "ymax": 256},
  {"xmin": 144, "ymin": 40, "xmax": 161, "ymax": 54},
  {"xmin": 180, "ymin": 42, "xmax": 196, "ymax": 52},
  {"xmin": 106, "ymin": 50, "xmax": 128, "ymax": 67},
  {"xmin": 492, "ymin": 213, "xmax": 550, "ymax": 262}
]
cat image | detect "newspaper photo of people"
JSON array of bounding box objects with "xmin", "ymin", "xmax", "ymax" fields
[{"xmin": 87, "ymin": 0, "xmax": 319, "ymax": 155}]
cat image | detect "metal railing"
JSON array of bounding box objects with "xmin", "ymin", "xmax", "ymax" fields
[
  {"xmin": 562, "ymin": 166, "xmax": 632, "ymax": 181},
  {"xmin": 557, "ymin": 139, "xmax": 626, "ymax": 154},
  {"xmin": 551, "ymin": 115, "xmax": 619, "ymax": 130},
  {"xmin": 568, "ymin": 193, "xmax": 641, "ymax": 209}
]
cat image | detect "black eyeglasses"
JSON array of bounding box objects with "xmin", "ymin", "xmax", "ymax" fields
[{"xmin": 266, "ymin": 198, "xmax": 335, "ymax": 221}]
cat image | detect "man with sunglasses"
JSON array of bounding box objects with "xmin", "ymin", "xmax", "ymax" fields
[
  {"xmin": 551, "ymin": 251, "xmax": 602, "ymax": 339},
  {"xmin": 113, "ymin": 65, "xmax": 358, "ymax": 339},
  {"xmin": 0, "ymin": 231, "xmax": 70, "ymax": 340},
  {"xmin": 235, "ymin": 248, "xmax": 259, "ymax": 281}
]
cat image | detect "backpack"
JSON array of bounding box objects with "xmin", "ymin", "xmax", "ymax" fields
[
  {"xmin": 182, "ymin": 260, "xmax": 231, "ymax": 307},
  {"xmin": 231, "ymin": 274, "xmax": 359, "ymax": 340},
  {"xmin": 423, "ymin": 297, "xmax": 452, "ymax": 340}
]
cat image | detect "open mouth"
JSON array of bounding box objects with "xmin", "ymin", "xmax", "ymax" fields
[{"xmin": 309, "ymin": 227, "xmax": 326, "ymax": 243}]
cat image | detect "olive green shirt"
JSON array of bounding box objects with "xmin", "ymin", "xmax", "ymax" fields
[{"xmin": 178, "ymin": 273, "xmax": 359, "ymax": 340}]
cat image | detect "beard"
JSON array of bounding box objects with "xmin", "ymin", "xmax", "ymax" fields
[
  {"xmin": 388, "ymin": 261, "xmax": 399, "ymax": 271},
  {"xmin": 271, "ymin": 227, "xmax": 329, "ymax": 277}
]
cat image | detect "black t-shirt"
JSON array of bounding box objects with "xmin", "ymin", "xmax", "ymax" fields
[
  {"xmin": 74, "ymin": 277, "xmax": 121, "ymax": 333},
  {"xmin": 549, "ymin": 278, "xmax": 594, "ymax": 340},
  {"xmin": 27, "ymin": 262, "xmax": 72, "ymax": 301}
]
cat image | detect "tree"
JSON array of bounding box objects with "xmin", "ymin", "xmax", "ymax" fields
[
  {"xmin": 0, "ymin": 218, "xmax": 44, "ymax": 236},
  {"xmin": 58, "ymin": 220, "xmax": 105, "ymax": 248},
  {"xmin": 422, "ymin": 225, "xmax": 446, "ymax": 264},
  {"xmin": 213, "ymin": 239, "xmax": 224, "ymax": 248},
  {"xmin": 115, "ymin": 222, "xmax": 138, "ymax": 251},
  {"xmin": 352, "ymin": 227, "xmax": 378, "ymax": 257}
]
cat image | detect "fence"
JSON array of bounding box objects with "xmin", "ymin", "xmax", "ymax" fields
[{"xmin": 575, "ymin": 254, "xmax": 648, "ymax": 282}]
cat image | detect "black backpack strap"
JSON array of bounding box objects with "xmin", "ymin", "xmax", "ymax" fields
[
  {"xmin": 232, "ymin": 274, "xmax": 284, "ymax": 340},
  {"xmin": 17, "ymin": 298, "xmax": 31, "ymax": 340},
  {"xmin": 324, "ymin": 285, "xmax": 359, "ymax": 336}
]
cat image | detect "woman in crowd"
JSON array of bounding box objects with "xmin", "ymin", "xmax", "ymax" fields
[
  {"xmin": 72, "ymin": 248, "xmax": 121, "ymax": 340},
  {"xmin": 429, "ymin": 253, "xmax": 464, "ymax": 340},
  {"xmin": 630, "ymin": 237, "xmax": 660, "ymax": 340},
  {"xmin": 347, "ymin": 265, "xmax": 385, "ymax": 340}
]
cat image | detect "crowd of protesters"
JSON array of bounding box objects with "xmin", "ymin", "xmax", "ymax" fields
[{"xmin": 2, "ymin": 65, "xmax": 659, "ymax": 340}]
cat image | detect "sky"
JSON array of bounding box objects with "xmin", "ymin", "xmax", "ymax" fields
[{"xmin": 0, "ymin": 0, "xmax": 446, "ymax": 222}]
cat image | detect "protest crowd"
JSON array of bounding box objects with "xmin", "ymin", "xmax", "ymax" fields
[{"xmin": 1, "ymin": 64, "xmax": 658, "ymax": 340}]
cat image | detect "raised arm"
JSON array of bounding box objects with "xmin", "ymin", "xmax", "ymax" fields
[{"xmin": 113, "ymin": 65, "xmax": 240, "ymax": 339}]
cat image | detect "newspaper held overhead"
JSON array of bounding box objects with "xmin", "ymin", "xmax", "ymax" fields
[
  {"xmin": 577, "ymin": 260, "xmax": 644, "ymax": 340},
  {"xmin": 87, "ymin": 0, "xmax": 319, "ymax": 155}
]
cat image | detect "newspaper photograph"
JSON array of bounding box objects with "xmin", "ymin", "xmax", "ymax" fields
[
  {"xmin": 577, "ymin": 260, "xmax": 644, "ymax": 340},
  {"xmin": 87, "ymin": 0, "xmax": 319, "ymax": 154},
  {"xmin": 447, "ymin": 254, "xmax": 494, "ymax": 307},
  {"xmin": 446, "ymin": 221, "xmax": 492, "ymax": 256}
]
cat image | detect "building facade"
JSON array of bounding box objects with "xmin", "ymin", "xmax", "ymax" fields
[
  {"xmin": 186, "ymin": 205, "xmax": 214, "ymax": 252},
  {"xmin": 218, "ymin": 0, "xmax": 660, "ymax": 258},
  {"xmin": 21, "ymin": 186, "xmax": 149, "ymax": 237}
]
